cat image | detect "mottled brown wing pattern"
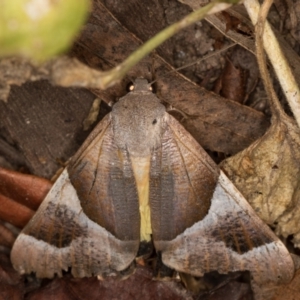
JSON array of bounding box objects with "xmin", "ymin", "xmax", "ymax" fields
[{"xmin": 11, "ymin": 115, "xmax": 140, "ymax": 278}]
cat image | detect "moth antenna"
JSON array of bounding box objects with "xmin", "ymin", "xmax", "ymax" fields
[
  {"xmin": 147, "ymin": 52, "xmax": 158, "ymax": 90},
  {"xmin": 149, "ymin": 43, "xmax": 236, "ymax": 86}
]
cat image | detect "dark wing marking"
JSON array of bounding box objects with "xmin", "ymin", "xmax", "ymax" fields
[{"xmin": 11, "ymin": 115, "xmax": 140, "ymax": 278}]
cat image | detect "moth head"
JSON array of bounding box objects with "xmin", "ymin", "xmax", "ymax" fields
[
  {"xmin": 112, "ymin": 78, "xmax": 166, "ymax": 157},
  {"xmin": 128, "ymin": 78, "xmax": 153, "ymax": 93}
]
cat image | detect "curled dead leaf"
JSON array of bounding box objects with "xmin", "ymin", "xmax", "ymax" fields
[
  {"xmin": 220, "ymin": 114, "xmax": 300, "ymax": 246},
  {"xmin": 214, "ymin": 57, "xmax": 247, "ymax": 103}
]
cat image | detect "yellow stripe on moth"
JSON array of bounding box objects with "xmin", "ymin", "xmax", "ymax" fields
[{"xmin": 131, "ymin": 155, "xmax": 152, "ymax": 242}]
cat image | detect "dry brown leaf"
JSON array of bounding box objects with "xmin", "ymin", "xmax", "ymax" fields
[
  {"xmin": 181, "ymin": 272, "xmax": 252, "ymax": 300},
  {"xmin": 206, "ymin": 282, "xmax": 252, "ymax": 300},
  {"xmin": 213, "ymin": 57, "xmax": 247, "ymax": 103},
  {"xmin": 272, "ymin": 267, "xmax": 300, "ymax": 300},
  {"xmin": 221, "ymin": 115, "xmax": 300, "ymax": 235},
  {"xmin": 0, "ymin": 254, "xmax": 24, "ymax": 299},
  {"xmin": 26, "ymin": 266, "xmax": 193, "ymax": 300}
]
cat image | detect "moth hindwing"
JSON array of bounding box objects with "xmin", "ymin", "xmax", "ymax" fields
[{"xmin": 11, "ymin": 78, "xmax": 294, "ymax": 296}]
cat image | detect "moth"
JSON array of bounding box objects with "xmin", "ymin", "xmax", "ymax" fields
[{"xmin": 11, "ymin": 78, "xmax": 294, "ymax": 297}]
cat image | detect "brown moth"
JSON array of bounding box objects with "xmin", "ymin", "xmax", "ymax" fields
[{"xmin": 11, "ymin": 79, "xmax": 294, "ymax": 297}]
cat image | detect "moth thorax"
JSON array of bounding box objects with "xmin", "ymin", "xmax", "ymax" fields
[{"xmin": 112, "ymin": 96, "xmax": 166, "ymax": 157}]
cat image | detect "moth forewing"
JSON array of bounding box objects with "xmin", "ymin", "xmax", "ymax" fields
[{"xmin": 11, "ymin": 78, "xmax": 294, "ymax": 297}]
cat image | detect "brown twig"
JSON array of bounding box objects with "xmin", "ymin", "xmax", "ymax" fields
[
  {"xmin": 0, "ymin": 194, "xmax": 35, "ymax": 228},
  {"xmin": 0, "ymin": 167, "xmax": 52, "ymax": 210},
  {"xmin": 244, "ymin": 0, "xmax": 300, "ymax": 128},
  {"xmin": 255, "ymin": 0, "xmax": 283, "ymax": 118}
]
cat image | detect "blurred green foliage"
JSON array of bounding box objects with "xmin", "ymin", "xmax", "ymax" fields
[{"xmin": 0, "ymin": 0, "xmax": 90, "ymax": 61}]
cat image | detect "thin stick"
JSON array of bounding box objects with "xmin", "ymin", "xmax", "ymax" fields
[
  {"xmin": 244, "ymin": 0, "xmax": 300, "ymax": 128},
  {"xmin": 255, "ymin": 0, "xmax": 283, "ymax": 118}
]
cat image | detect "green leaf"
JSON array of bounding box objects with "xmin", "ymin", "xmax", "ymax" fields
[{"xmin": 0, "ymin": 0, "xmax": 90, "ymax": 61}]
